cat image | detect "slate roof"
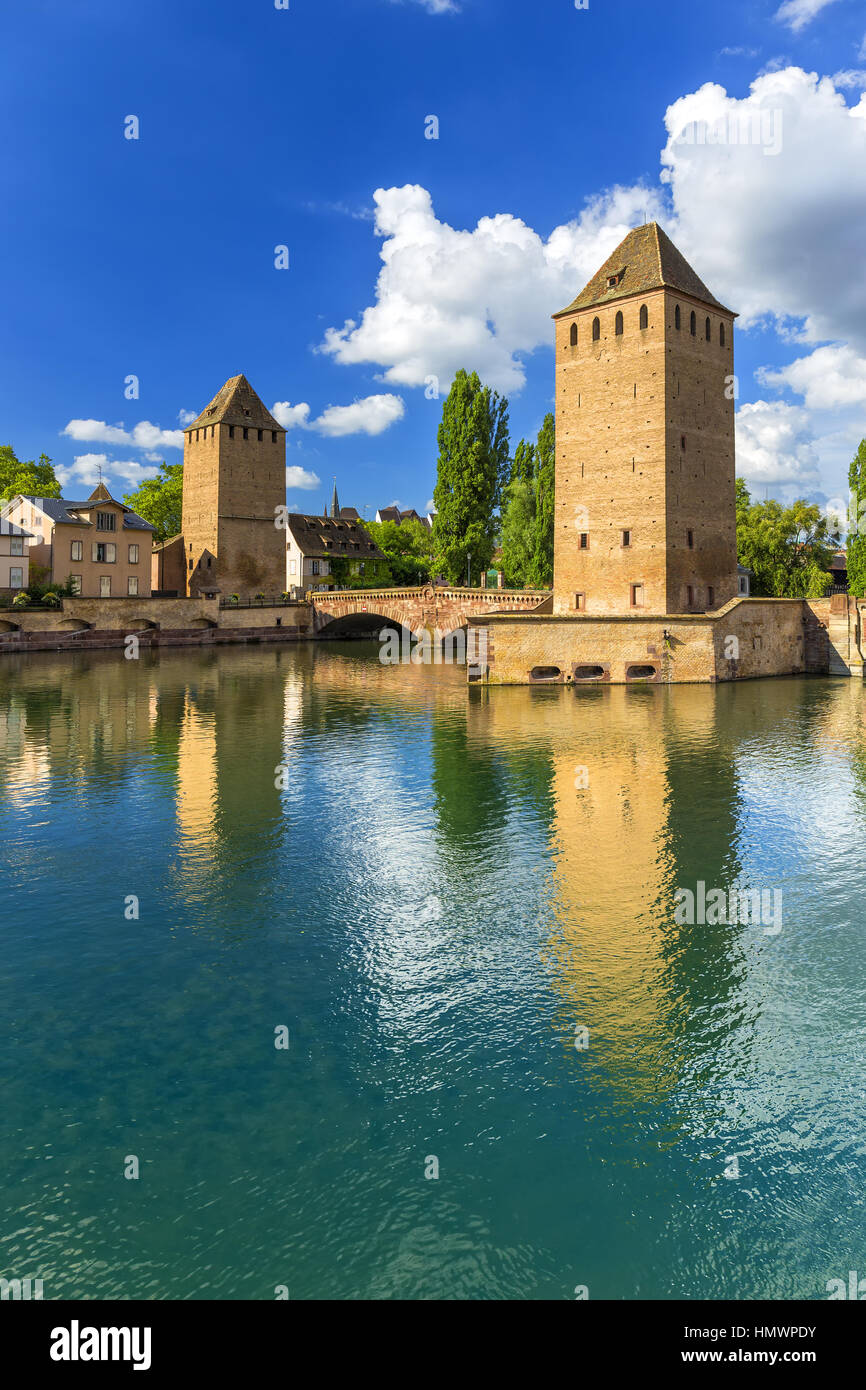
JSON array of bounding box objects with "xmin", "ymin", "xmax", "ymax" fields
[
  {"xmin": 20, "ymin": 493, "xmax": 155, "ymax": 532},
  {"xmin": 554, "ymin": 222, "xmax": 735, "ymax": 318},
  {"xmin": 187, "ymin": 374, "xmax": 285, "ymax": 432},
  {"xmin": 286, "ymin": 513, "xmax": 385, "ymax": 561}
]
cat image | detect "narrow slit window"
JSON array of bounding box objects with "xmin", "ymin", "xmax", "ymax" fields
[
  {"xmin": 639, "ymin": 304, "xmax": 648, "ymax": 330},
  {"xmin": 592, "ymin": 317, "xmax": 600, "ymax": 342},
  {"xmin": 570, "ymin": 322, "xmax": 578, "ymax": 347},
  {"xmin": 615, "ymin": 311, "xmax": 624, "ymax": 336}
]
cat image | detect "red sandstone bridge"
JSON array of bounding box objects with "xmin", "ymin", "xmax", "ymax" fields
[{"xmin": 310, "ymin": 585, "xmax": 551, "ymax": 636}]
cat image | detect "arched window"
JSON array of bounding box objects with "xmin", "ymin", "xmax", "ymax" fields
[
  {"xmin": 570, "ymin": 322, "xmax": 578, "ymax": 347},
  {"xmin": 705, "ymin": 316, "xmax": 711, "ymax": 341},
  {"xmin": 675, "ymin": 305, "xmax": 681, "ymax": 330},
  {"xmin": 690, "ymin": 311, "xmax": 696, "ymax": 336},
  {"xmin": 719, "ymin": 323, "xmax": 726, "ymax": 347},
  {"xmin": 592, "ymin": 316, "xmax": 600, "ymax": 342},
  {"xmin": 639, "ymin": 304, "xmax": 648, "ymax": 330},
  {"xmin": 615, "ymin": 311, "xmax": 624, "ymax": 336}
]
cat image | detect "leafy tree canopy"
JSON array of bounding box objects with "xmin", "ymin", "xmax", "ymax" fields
[
  {"xmin": 847, "ymin": 438, "xmax": 866, "ymax": 597},
  {"xmin": 0, "ymin": 445, "xmax": 61, "ymax": 503},
  {"xmin": 123, "ymin": 461, "xmax": 183, "ymax": 544},
  {"xmin": 432, "ymin": 369, "xmax": 509, "ymax": 584},
  {"xmin": 736, "ymin": 478, "xmax": 839, "ymax": 598}
]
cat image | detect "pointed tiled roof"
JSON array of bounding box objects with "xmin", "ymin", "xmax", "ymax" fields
[
  {"xmin": 188, "ymin": 374, "xmax": 284, "ymax": 432},
  {"xmin": 331, "ymin": 480, "xmax": 340, "ymax": 519},
  {"xmin": 554, "ymin": 223, "xmax": 735, "ymax": 317}
]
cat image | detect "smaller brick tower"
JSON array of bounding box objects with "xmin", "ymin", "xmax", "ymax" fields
[
  {"xmin": 181, "ymin": 375, "xmax": 286, "ymax": 598},
  {"xmin": 552, "ymin": 224, "xmax": 738, "ymax": 617}
]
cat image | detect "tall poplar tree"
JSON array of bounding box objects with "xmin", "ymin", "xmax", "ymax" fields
[
  {"xmin": 432, "ymin": 369, "xmax": 510, "ymax": 584},
  {"xmin": 847, "ymin": 439, "xmax": 866, "ymax": 597},
  {"xmin": 530, "ymin": 412, "xmax": 555, "ymax": 588}
]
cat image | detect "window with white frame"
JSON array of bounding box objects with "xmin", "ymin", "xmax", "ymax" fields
[
  {"xmin": 71, "ymin": 540, "xmax": 83, "ymax": 561},
  {"xmin": 99, "ymin": 576, "xmax": 111, "ymax": 597},
  {"xmin": 128, "ymin": 544, "xmax": 139, "ymax": 564},
  {"xmin": 128, "ymin": 576, "xmax": 138, "ymax": 595},
  {"xmin": 9, "ymin": 567, "xmax": 23, "ymax": 589}
]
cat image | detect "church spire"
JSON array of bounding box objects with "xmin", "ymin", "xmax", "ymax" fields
[{"xmin": 331, "ymin": 478, "xmax": 340, "ymax": 519}]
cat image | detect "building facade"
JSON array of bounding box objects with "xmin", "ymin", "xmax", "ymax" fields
[
  {"xmin": 0, "ymin": 519, "xmax": 32, "ymax": 593},
  {"xmin": 1, "ymin": 486, "xmax": 153, "ymax": 597},
  {"xmin": 552, "ymin": 222, "xmax": 738, "ymax": 617},
  {"xmin": 286, "ymin": 513, "xmax": 387, "ymax": 593},
  {"xmin": 181, "ymin": 375, "xmax": 287, "ymax": 598}
]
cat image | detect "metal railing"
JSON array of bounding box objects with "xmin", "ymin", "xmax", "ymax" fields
[{"xmin": 219, "ymin": 596, "xmax": 301, "ymax": 609}]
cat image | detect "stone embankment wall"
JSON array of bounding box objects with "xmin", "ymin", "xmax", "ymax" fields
[
  {"xmin": 0, "ymin": 597, "xmax": 312, "ymax": 653},
  {"xmin": 468, "ymin": 596, "xmax": 864, "ymax": 686}
]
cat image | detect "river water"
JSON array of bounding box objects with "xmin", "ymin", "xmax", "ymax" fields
[{"xmin": 0, "ymin": 644, "xmax": 864, "ymax": 1299}]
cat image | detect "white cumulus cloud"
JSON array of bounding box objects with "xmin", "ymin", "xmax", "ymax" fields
[
  {"xmin": 320, "ymin": 182, "xmax": 663, "ymax": 393},
  {"xmin": 273, "ymin": 394, "xmax": 405, "ymax": 437},
  {"xmin": 62, "ymin": 419, "xmax": 184, "ymax": 450},
  {"xmin": 756, "ymin": 344, "xmax": 866, "ymax": 410},
  {"xmin": 285, "ymin": 466, "xmax": 321, "ymax": 490},
  {"xmin": 735, "ymin": 401, "xmax": 822, "ymax": 492},
  {"xmin": 56, "ymin": 453, "xmax": 160, "ymax": 491},
  {"xmin": 315, "ymin": 394, "xmax": 405, "ymax": 437},
  {"xmin": 661, "ymin": 68, "xmax": 866, "ymax": 348}
]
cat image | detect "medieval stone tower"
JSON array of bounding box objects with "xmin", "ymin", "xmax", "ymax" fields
[
  {"xmin": 552, "ymin": 223, "xmax": 738, "ymax": 617},
  {"xmin": 181, "ymin": 374, "xmax": 286, "ymax": 598}
]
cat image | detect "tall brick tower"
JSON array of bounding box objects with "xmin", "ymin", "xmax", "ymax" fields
[
  {"xmin": 181, "ymin": 374, "xmax": 286, "ymax": 597},
  {"xmin": 552, "ymin": 223, "xmax": 737, "ymax": 617}
]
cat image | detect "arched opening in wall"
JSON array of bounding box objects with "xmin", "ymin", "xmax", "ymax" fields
[
  {"xmin": 529, "ymin": 665, "xmax": 562, "ymax": 682},
  {"xmin": 615, "ymin": 311, "xmax": 624, "ymax": 336},
  {"xmin": 318, "ymin": 612, "xmax": 395, "ymax": 640},
  {"xmin": 0, "ymin": 619, "xmax": 20, "ymax": 633},
  {"xmin": 188, "ymin": 617, "xmax": 217, "ymax": 629},
  {"xmin": 720, "ymin": 323, "xmax": 726, "ymax": 347},
  {"xmin": 626, "ymin": 664, "xmax": 657, "ymax": 681},
  {"xmin": 705, "ymin": 316, "xmax": 711, "ymax": 341},
  {"xmin": 592, "ymin": 317, "xmax": 600, "ymax": 342},
  {"xmin": 57, "ymin": 618, "xmax": 91, "ymax": 631},
  {"xmin": 569, "ymin": 322, "xmax": 578, "ymax": 347},
  {"xmin": 690, "ymin": 311, "xmax": 697, "ymax": 336},
  {"xmin": 127, "ymin": 617, "xmax": 158, "ymax": 631},
  {"xmin": 675, "ymin": 305, "xmax": 681, "ymax": 330},
  {"xmin": 639, "ymin": 304, "xmax": 648, "ymax": 330},
  {"xmin": 573, "ymin": 664, "xmax": 607, "ymax": 681}
]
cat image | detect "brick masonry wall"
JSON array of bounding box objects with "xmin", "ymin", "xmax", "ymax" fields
[
  {"xmin": 470, "ymin": 598, "xmax": 813, "ymax": 685},
  {"xmin": 181, "ymin": 422, "xmax": 286, "ymax": 598},
  {"xmin": 553, "ymin": 288, "xmax": 737, "ymax": 618}
]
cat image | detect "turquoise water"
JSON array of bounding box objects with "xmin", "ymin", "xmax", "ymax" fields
[{"xmin": 1, "ymin": 644, "xmax": 864, "ymax": 1300}]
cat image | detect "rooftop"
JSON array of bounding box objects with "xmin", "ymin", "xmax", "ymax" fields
[{"xmin": 554, "ymin": 222, "xmax": 735, "ymax": 318}]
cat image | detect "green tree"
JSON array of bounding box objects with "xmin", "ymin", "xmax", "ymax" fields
[
  {"xmin": 736, "ymin": 479, "xmax": 838, "ymax": 598},
  {"xmin": 123, "ymin": 461, "xmax": 183, "ymax": 543},
  {"xmin": 847, "ymin": 439, "xmax": 866, "ymax": 596},
  {"xmin": 530, "ymin": 411, "xmax": 555, "ymax": 587},
  {"xmin": 499, "ymin": 476, "xmax": 537, "ymax": 587},
  {"xmin": 0, "ymin": 446, "xmax": 61, "ymax": 502},
  {"xmin": 510, "ymin": 438, "xmax": 535, "ymax": 484},
  {"xmin": 432, "ymin": 369, "xmax": 509, "ymax": 584},
  {"xmin": 360, "ymin": 517, "xmax": 433, "ymax": 586}
]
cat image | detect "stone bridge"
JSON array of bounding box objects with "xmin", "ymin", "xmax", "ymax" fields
[{"xmin": 310, "ymin": 585, "xmax": 551, "ymax": 636}]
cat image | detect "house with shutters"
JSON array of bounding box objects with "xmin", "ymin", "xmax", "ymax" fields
[
  {"xmin": 0, "ymin": 485, "xmax": 155, "ymax": 597},
  {"xmin": 0, "ymin": 518, "xmax": 32, "ymax": 594}
]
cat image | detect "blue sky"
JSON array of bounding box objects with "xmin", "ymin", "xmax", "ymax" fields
[{"xmin": 3, "ymin": 0, "xmax": 866, "ymax": 524}]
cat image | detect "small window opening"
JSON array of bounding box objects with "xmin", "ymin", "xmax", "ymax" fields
[
  {"xmin": 615, "ymin": 311, "xmax": 624, "ymax": 335},
  {"xmin": 579, "ymin": 532, "xmax": 589, "ymax": 549},
  {"xmin": 592, "ymin": 317, "xmax": 600, "ymax": 342},
  {"xmin": 570, "ymin": 322, "xmax": 578, "ymax": 347},
  {"xmin": 622, "ymin": 529, "xmax": 631, "ymax": 547},
  {"xmin": 675, "ymin": 305, "xmax": 681, "ymax": 330},
  {"xmin": 639, "ymin": 304, "xmax": 648, "ymax": 330}
]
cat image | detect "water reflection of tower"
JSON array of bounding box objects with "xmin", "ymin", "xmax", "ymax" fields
[{"xmin": 466, "ymin": 685, "xmax": 744, "ymax": 1100}]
